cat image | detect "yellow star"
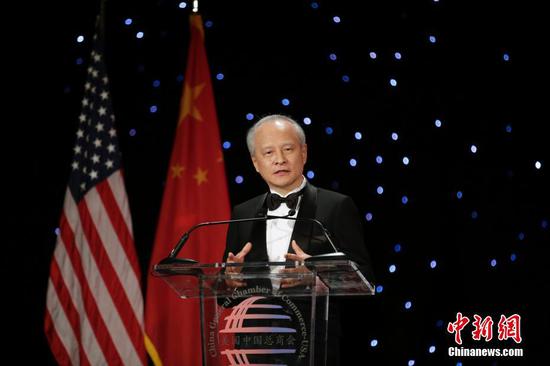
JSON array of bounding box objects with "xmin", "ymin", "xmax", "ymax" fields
[
  {"xmin": 171, "ymin": 164, "xmax": 185, "ymax": 178},
  {"xmin": 193, "ymin": 167, "xmax": 208, "ymax": 186},
  {"xmin": 179, "ymin": 82, "xmax": 205, "ymax": 125}
]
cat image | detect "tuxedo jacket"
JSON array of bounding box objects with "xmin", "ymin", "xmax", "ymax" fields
[{"xmin": 223, "ymin": 182, "xmax": 374, "ymax": 283}]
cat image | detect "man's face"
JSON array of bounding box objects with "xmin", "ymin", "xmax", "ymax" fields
[{"xmin": 251, "ymin": 120, "xmax": 307, "ymax": 195}]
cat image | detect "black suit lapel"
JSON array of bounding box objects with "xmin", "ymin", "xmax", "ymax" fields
[
  {"xmin": 247, "ymin": 193, "xmax": 269, "ymax": 262},
  {"xmin": 289, "ymin": 183, "xmax": 317, "ymax": 255}
]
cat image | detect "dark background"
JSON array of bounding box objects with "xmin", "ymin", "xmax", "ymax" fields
[{"xmin": 7, "ymin": 0, "xmax": 549, "ymax": 364}]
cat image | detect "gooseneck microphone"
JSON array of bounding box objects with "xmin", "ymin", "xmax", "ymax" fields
[{"xmin": 159, "ymin": 209, "xmax": 347, "ymax": 265}]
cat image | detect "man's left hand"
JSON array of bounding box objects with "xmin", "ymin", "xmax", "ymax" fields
[{"xmin": 281, "ymin": 240, "xmax": 313, "ymax": 288}]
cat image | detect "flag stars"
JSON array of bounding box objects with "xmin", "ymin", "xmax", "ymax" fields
[
  {"xmin": 84, "ymin": 82, "xmax": 91, "ymax": 91},
  {"xmin": 71, "ymin": 161, "xmax": 79, "ymax": 170},
  {"xmin": 91, "ymin": 154, "xmax": 100, "ymax": 164},
  {"xmin": 100, "ymin": 91, "xmax": 109, "ymax": 100},
  {"xmin": 89, "ymin": 170, "xmax": 98, "ymax": 180},
  {"xmin": 107, "ymin": 144, "xmax": 115, "ymax": 153},
  {"xmin": 74, "ymin": 145, "xmax": 82, "ymax": 154},
  {"xmin": 98, "ymin": 107, "xmax": 107, "ymax": 116},
  {"xmin": 82, "ymin": 98, "xmax": 89, "ymax": 107},
  {"xmin": 105, "ymin": 160, "xmax": 114, "ymax": 169},
  {"xmin": 80, "ymin": 182, "xmax": 86, "ymax": 191},
  {"xmin": 76, "ymin": 129, "xmax": 84, "ymax": 138},
  {"xmin": 179, "ymin": 82, "xmax": 205, "ymax": 124},
  {"xmin": 108, "ymin": 128, "xmax": 116, "ymax": 137},
  {"xmin": 93, "ymin": 53, "xmax": 101, "ymax": 62},
  {"xmin": 171, "ymin": 164, "xmax": 185, "ymax": 178},
  {"xmin": 91, "ymin": 69, "xmax": 99, "ymax": 78},
  {"xmin": 96, "ymin": 122, "xmax": 104, "ymax": 132},
  {"xmin": 79, "ymin": 114, "xmax": 86, "ymax": 123},
  {"xmin": 93, "ymin": 138, "xmax": 102, "ymax": 147},
  {"xmin": 103, "ymin": 76, "xmax": 109, "ymax": 84},
  {"xmin": 193, "ymin": 167, "xmax": 208, "ymax": 186}
]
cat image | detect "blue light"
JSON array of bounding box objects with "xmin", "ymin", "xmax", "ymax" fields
[
  {"xmin": 394, "ymin": 243, "xmax": 401, "ymax": 252},
  {"xmin": 376, "ymin": 155, "xmax": 383, "ymax": 164},
  {"xmin": 149, "ymin": 105, "xmax": 158, "ymax": 113},
  {"xmin": 429, "ymin": 345, "xmax": 436, "ymax": 353},
  {"xmin": 471, "ymin": 210, "xmax": 478, "ymax": 219},
  {"xmin": 376, "ymin": 285, "xmax": 384, "ymax": 293},
  {"xmin": 333, "ymin": 16, "xmax": 341, "ymax": 23},
  {"xmin": 342, "ymin": 75, "xmax": 350, "ymax": 82},
  {"xmin": 391, "ymin": 132, "xmax": 399, "ymax": 141},
  {"xmin": 389, "ymin": 78, "xmax": 397, "ymax": 87},
  {"xmin": 436, "ymin": 320, "xmax": 444, "ymax": 328},
  {"xmin": 369, "ymin": 52, "xmax": 377, "ymax": 59},
  {"xmin": 129, "ymin": 128, "xmax": 137, "ymax": 136},
  {"xmin": 518, "ymin": 232, "xmax": 525, "ymax": 241},
  {"xmin": 429, "ymin": 35, "xmax": 437, "ymax": 43},
  {"xmin": 505, "ymin": 124, "xmax": 512, "ymax": 133},
  {"xmin": 389, "ymin": 264, "xmax": 396, "ymax": 273},
  {"xmin": 178, "ymin": 1, "xmax": 187, "ymax": 9},
  {"xmin": 404, "ymin": 301, "xmax": 412, "ymax": 310},
  {"xmin": 124, "ymin": 18, "xmax": 133, "ymax": 26},
  {"xmin": 216, "ymin": 73, "xmax": 224, "ymax": 80},
  {"xmin": 325, "ymin": 127, "xmax": 333, "ymax": 135},
  {"xmin": 365, "ymin": 212, "xmax": 373, "ymax": 221},
  {"xmin": 377, "ymin": 186, "xmax": 384, "ymax": 195},
  {"xmin": 535, "ymin": 161, "xmax": 542, "ymax": 170},
  {"xmin": 402, "ymin": 156, "xmax": 410, "ymax": 165},
  {"xmin": 176, "ymin": 74, "xmax": 184, "ymax": 82},
  {"xmin": 281, "ymin": 98, "xmax": 290, "ymax": 106},
  {"xmin": 408, "ymin": 361, "xmax": 415, "ymax": 366},
  {"xmin": 306, "ymin": 170, "xmax": 315, "ymax": 179},
  {"xmin": 76, "ymin": 35, "xmax": 84, "ymax": 43},
  {"xmin": 510, "ymin": 253, "xmax": 517, "ymax": 262},
  {"xmin": 430, "ymin": 260, "xmax": 437, "ymax": 269},
  {"xmin": 136, "ymin": 31, "xmax": 144, "ymax": 39},
  {"xmin": 246, "ymin": 113, "xmax": 254, "ymax": 121},
  {"xmin": 490, "ymin": 259, "xmax": 497, "ymax": 267},
  {"xmin": 503, "ymin": 53, "xmax": 510, "ymax": 61},
  {"xmin": 370, "ymin": 339, "xmax": 378, "ymax": 347},
  {"xmin": 329, "ymin": 53, "xmax": 337, "ymax": 61},
  {"xmin": 223, "ymin": 141, "xmax": 231, "ymax": 150},
  {"xmin": 456, "ymin": 362, "xmax": 463, "ymax": 366},
  {"xmin": 349, "ymin": 158, "xmax": 357, "ymax": 167},
  {"xmin": 205, "ymin": 20, "xmax": 213, "ymax": 28},
  {"xmin": 435, "ymin": 119, "xmax": 442, "ymax": 127},
  {"xmin": 235, "ymin": 175, "xmax": 244, "ymax": 184},
  {"xmin": 354, "ymin": 132, "xmax": 362, "ymax": 140},
  {"xmin": 76, "ymin": 58, "xmax": 84, "ymax": 65},
  {"xmin": 542, "ymin": 219, "xmax": 548, "ymax": 229},
  {"xmin": 456, "ymin": 191, "xmax": 463, "ymax": 199},
  {"xmin": 54, "ymin": 227, "xmax": 61, "ymax": 236},
  {"xmin": 310, "ymin": 2, "xmax": 319, "ymax": 9},
  {"xmin": 401, "ymin": 196, "xmax": 408, "ymax": 204},
  {"xmin": 394, "ymin": 52, "xmax": 402, "ymax": 60},
  {"xmin": 470, "ymin": 144, "xmax": 478, "ymax": 153},
  {"xmin": 153, "ymin": 79, "xmax": 161, "ymax": 88},
  {"xmin": 303, "ymin": 117, "xmax": 312, "ymax": 125}
]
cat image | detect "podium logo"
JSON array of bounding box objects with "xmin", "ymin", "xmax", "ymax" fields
[{"xmin": 220, "ymin": 296, "xmax": 308, "ymax": 365}]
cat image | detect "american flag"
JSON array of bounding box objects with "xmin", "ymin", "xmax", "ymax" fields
[{"xmin": 44, "ymin": 25, "xmax": 146, "ymax": 366}]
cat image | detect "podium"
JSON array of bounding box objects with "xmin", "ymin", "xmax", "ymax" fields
[{"xmin": 153, "ymin": 260, "xmax": 374, "ymax": 366}]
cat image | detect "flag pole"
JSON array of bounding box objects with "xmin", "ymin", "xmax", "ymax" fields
[{"xmin": 193, "ymin": 0, "xmax": 199, "ymax": 13}]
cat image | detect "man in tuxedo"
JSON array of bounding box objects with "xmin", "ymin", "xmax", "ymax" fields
[{"xmin": 222, "ymin": 114, "xmax": 374, "ymax": 364}]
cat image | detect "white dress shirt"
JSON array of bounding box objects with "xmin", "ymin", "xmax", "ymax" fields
[{"xmin": 266, "ymin": 177, "xmax": 307, "ymax": 263}]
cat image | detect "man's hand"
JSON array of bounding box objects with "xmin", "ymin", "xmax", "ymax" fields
[
  {"xmin": 281, "ymin": 240, "xmax": 313, "ymax": 288},
  {"xmin": 225, "ymin": 242, "xmax": 252, "ymax": 288}
]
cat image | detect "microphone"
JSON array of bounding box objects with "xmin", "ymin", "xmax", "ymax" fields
[{"xmin": 159, "ymin": 208, "xmax": 347, "ymax": 265}]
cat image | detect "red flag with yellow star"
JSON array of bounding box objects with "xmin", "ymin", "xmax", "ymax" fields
[{"xmin": 144, "ymin": 14, "xmax": 231, "ymax": 366}]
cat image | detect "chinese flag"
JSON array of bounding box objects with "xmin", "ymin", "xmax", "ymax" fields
[{"xmin": 145, "ymin": 14, "xmax": 231, "ymax": 366}]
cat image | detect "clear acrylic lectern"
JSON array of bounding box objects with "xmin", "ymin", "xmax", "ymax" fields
[{"xmin": 153, "ymin": 260, "xmax": 374, "ymax": 366}]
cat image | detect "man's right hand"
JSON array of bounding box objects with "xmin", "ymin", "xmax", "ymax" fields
[{"xmin": 225, "ymin": 242, "xmax": 252, "ymax": 288}]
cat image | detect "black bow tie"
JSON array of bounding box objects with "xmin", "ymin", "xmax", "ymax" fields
[{"xmin": 266, "ymin": 189, "xmax": 304, "ymax": 211}]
